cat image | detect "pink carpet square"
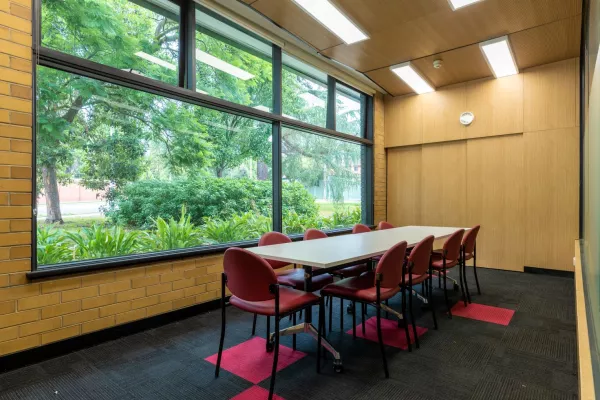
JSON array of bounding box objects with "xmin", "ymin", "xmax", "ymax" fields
[
  {"xmin": 345, "ymin": 317, "xmax": 427, "ymax": 350},
  {"xmin": 205, "ymin": 337, "xmax": 306, "ymax": 384},
  {"xmin": 451, "ymin": 302, "xmax": 515, "ymax": 326},
  {"xmin": 230, "ymin": 385, "xmax": 285, "ymax": 400}
]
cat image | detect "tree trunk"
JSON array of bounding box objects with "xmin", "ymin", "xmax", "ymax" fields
[
  {"xmin": 216, "ymin": 168, "xmax": 224, "ymax": 178},
  {"xmin": 42, "ymin": 165, "xmax": 63, "ymax": 224},
  {"xmin": 257, "ymin": 160, "xmax": 268, "ymax": 181}
]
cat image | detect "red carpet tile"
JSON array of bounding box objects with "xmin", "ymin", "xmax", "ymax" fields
[
  {"xmin": 346, "ymin": 317, "xmax": 427, "ymax": 350},
  {"xmin": 451, "ymin": 302, "xmax": 515, "ymax": 325},
  {"xmin": 205, "ymin": 337, "xmax": 306, "ymax": 384},
  {"xmin": 230, "ymin": 385, "xmax": 285, "ymax": 400}
]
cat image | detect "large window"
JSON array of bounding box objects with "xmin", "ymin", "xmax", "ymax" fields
[{"xmin": 34, "ymin": 0, "xmax": 373, "ymax": 272}]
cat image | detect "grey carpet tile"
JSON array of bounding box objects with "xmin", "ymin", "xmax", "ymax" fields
[{"xmin": 0, "ymin": 268, "xmax": 577, "ymax": 400}]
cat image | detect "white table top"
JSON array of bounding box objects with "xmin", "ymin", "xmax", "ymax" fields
[{"xmin": 247, "ymin": 226, "xmax": 466, "ymax": 269}]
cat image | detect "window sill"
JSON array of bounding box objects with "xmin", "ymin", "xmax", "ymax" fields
[{"xmin": 27, "ymin": 227, "xmax": 360, "ymax": 280}]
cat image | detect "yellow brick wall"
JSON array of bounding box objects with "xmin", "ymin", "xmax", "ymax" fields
[
  {"xmin": 373, "ymin": 93, "xmax": 386, "ymax": 224},
  {"xmin": 0, "ymin": 0, "xmax": 386, "ymax": 357}
]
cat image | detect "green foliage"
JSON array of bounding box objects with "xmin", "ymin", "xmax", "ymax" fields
[
  {"xmin": 65, "ymin": 225, "xmax": 142, "ymax": 259},
  {"xmin": 143, "ymin": 206, "xmax": 206, "ymax": 251},
  {"xmin": 200, "ymin": 212, "xmax": 272, "ymax": 244},
  {"xmin": 105, "ymin": 178, "xmax": 318, "ymax": 229},
  {"xmin": 323, "ymin": 207, "xmax": 362, "ymax": 229},
  {"xmin": 36, "ymin": 226, "xmax": 73, "ymax": 265}
]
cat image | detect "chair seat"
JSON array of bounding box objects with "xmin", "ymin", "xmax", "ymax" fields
[
  {"xmin": 277, "ymin": 269, "xmax": 334, "ymax": 291},
  {"xmin": 230, "ymin": 286, "xmax": 320, "ymax": 316},
  {"xmin": 402, "ymin": 273, "xmax": 430, "ymax": 286},
  {"xmin": 463, "ymin": 252, "xmax": 474, "ymax": 261},
  {"xmin": 321, "ymin": 272, "xmax": 400, "ymax": 303},
  {"xmin": 430, "ymin": 253, "xmax": 459, "ymax": 269},
  {"xmin": 331, "ymin": 263, "xmax": 369, "ymax": 278}
]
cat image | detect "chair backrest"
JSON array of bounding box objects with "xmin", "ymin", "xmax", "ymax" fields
[
  {"xmin": 462, "ymin": 225, "xmax": 480, "ymax": 254},
  {"xmin": 223, "ymin": 247, "xmax": 277, "ymax": 302},
  {"xmin": 443, "ymin": 229, "xmax": 465, "ymax": 261},
  {"xmin": 352, "ymin": 224, "xmax": 371, "ymax": 234},
  {"xmin": 377, "ymin": 221, "xmax": 394, "ymax": 230},
  {"xmin": 407, "ymin": 235, "xmax": 434, "ymax": 276},
  {"xmin": 304, "ymin": 228, "xmax": 328, "ymax": 241},
  {"xmin": 258, "ymin": 231, "xmax": 292, "ymax": 270},
  {"xmin": 374, "ymin": 241, "xmax": 408, "ymax": 289}
]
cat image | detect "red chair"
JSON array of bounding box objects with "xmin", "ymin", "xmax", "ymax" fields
[
  {"xmin": 461, "ymin": 225, "xmax": 481, "ymax": 302},
  {"xmin": 321, "ymin": 240, "xmax": 409, "ymax": 378},
  {"xmin": 430, "ymin": 229, "xmax": 465, "ymax": 317},
  {"xmin": 253, "ymin": 232, "xmax": 333, "ymax": 342},
  {"xmin": 352, "ymin": 223, "xmax": 372, "ymax": 234},
  {"xmin": 377, "ymin": 221, "xmax": 394, "ymax": 230},
  {"xmin": 402, "ymin": 235, "xmax": 437, "ymax": 349},
  {"xmin": 216, "ymin": 248, "xmax": 324, "ymax": 400}
]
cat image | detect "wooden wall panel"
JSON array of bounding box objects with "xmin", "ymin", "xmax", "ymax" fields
[
  {"xmin": 524, "ymin": 58, "xmax": 579, "ymax": 132},
  {"xmin": 466, "ymin": 135, "xmax": 525, "ymax": 271},
  {"xmin": 421, "ymin": 84, "xmax": 466, "ymax": 143},
  {"xmin": 386, "ymin": 146, "xmax": 421, "ymax": 226},
  {"xmin": 384, "ymin": 94, "xmax": 422, "ymax": 147},
  {"xmin": 524, "ymin": 128, "xmax": 579, "ymax": 271},
  {"xmin": 466, "ymin": 74, "xmax": 524, "ymax": 138},
  {"xmin": 420, "ymin": 141, "xmax": 467, "ymax": 227}
]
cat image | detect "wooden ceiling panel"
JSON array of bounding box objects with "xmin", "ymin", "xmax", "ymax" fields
[
  {"xmin": 366, "ymin": 69, "xmax": 413, "ymax": 97},
  {"xmin": 250, "ymin": 0, "xmax": 344, "ymax": 50},
  {"xmin": 319, "ymin": 0, "xmax": 581, "ymax": 72},
  {"xmin": 511, "ymin": 15, "xmax": 581, "ymax": 70}
]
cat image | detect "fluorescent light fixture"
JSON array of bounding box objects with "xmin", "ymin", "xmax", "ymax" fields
[
  {"xmin": 292, "ymin": 0, "xmax": 368, "ymax": 45},
  {"xmin": 447, "ymin": 0, "xmax": 484, "ymax": 10},
  {"xmin": 480, "ymin": 36, "xmax": 519, "ymax": 78},
  {"xmin": 389, "ymin": 62, "xmax": 435, "ymax": 94},
  {"xmin": 196, "ymin": 49, "xmax": 254, "ymax": 80},
  {"xmin": 134, "ymin": 51, "xmax": 176, "ymax": 71}
]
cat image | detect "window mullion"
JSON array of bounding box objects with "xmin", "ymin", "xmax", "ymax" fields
[
  {"xmin": 272, "ymin": 45, "xmax": 283, "ymax": 232},
  {"xmin": 326, "ymin": 76, "xmax": 336, "ymax": 130},
  {"xmin": 180, "ymin": 0, "xmax": 196, "ymax": 90}
]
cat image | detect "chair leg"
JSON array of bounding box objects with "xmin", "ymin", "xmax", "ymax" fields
[
  {"xmin": 299, "ymin": 309, "xmax": 303, "ymax": 320},
  {"xmin": 438, "ymin": 273, "xmax": 442, "ymax": 289},
  {"xmin": 251, "ymin": 313, "xmax": 257, "ymax": 336},
  {"xmin": 401, "ymin": 287, "xmax": 412, "ymax": 352},
  {"xmin": 340, "ymin": 299, "xmax": 344, "ymax": 331},
  {"xmin": 376, "ymin": 301, "xmax": 389, "ymax": 378},
  {"xmin": 292, "ymin": 312, "xmax": 297, "ymax": 350},
  {"xmin": 215, "ymin": 291, "xmax": 226, "ymax": 377},
  {"xmin": 269, "ymin": 317, "xmax": 280, "ymax": 400},
  {"xmin": 429, "ymin": 277, "xmax": 438, "ymax": 330},
  {"xmin": 317, "ymin": 299, "xmax": 324, "ymax": 373},
  {"xmin": 329, "ymin": 296, "xmax": 333, "ymax": 332},
  {"xmin": 361, "ymin": 302, "xmax": 366, "ymax": 335},
  {"xmin": 385, "ymin": 299, "xmax": 389, "ymax": 319},
  {"xmin": 266, "ymin": 316, "xmax": 271, "ymax": 351},
  {"xmin": 473, "ymin": 256, "xmax": 481, "ymax": 295},
  {"xmin": 352, "ymin": 301, "xmax": 356, "ymax": 339},
  {"xmin": 459, "ymin": 262, "xmax": 467, "ymax": 307},
  {"xmin": 408, "ymin": 286, "xmax": 419, "ymax": 349},
  {"xmin": 463, "ymin": 259, "xmax": 472, "ymax": 304},
  {"xmin": 444, "ymin": 270, "xmax": 452, "ymax": 318}
]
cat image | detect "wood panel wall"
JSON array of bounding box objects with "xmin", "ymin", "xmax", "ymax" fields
[{"xmin": 385, "ymin": 58, "xmax": 580, "ymax": 272}]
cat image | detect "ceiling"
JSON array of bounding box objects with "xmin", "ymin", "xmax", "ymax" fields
[{"xmin": 242, "ymin": 0, "xmax": 582, "ymax": 96}]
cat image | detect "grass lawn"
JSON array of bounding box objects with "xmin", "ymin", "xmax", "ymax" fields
[
  {"xmin": 316, "ymin": 201, "xmax": 360, "ymax": 217},
  {"xmin": 38, "ymin": 216, "xmax": 107, "ymax": 233}
]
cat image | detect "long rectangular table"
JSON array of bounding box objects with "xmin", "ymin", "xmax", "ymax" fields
[{"xmin": 247, "ymin": 225, "xmax": 465, "ymax": 371}]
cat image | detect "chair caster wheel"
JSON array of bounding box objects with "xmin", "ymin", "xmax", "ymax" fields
[
  {"xmin": 266, "ymin": 339, "xmax": 274, "ymax": 352},
  {"xmin": 333, "ymin": 360, "xmax": 343, "ymax": 373}
]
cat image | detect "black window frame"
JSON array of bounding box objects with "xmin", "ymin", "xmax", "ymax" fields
[{"xmin": 28, "ymin": 0, "xmax": 375, "ymax": 279}]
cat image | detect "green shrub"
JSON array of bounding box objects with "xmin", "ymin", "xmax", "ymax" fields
[
  {"xmin": 142, "ymin": 206, "xmax": 206, "ymax": 251},
  {"xmin": 105, "ymin": 178, "xmax": 318, "ymax": 229},
  {"xmin": 65, "ymin": 224, "xmax": 142, "ymax": 259},
  {"xmin": 37, "ymin": 226, "xmax": 73, "ymax": 265},
  {"xmin": 322, "ymin": 207, "xmax": 362, "ymax": 229},
  {"xmin": 282, "ymin": 210, "xmax": 325, "ymax": 235}
]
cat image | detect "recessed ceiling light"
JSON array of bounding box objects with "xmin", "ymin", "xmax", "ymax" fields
[
  {"xmin": 292, "ymin": 0, "xmax": 368, "ymax": 45},
  {"xmin": 480, "ymin": 36, "xmax": 519, "ymax": 78},
  {"xmin": 196, "ymin": 49, "xmax": 255, "ymax": 80},
  {"xmin": 389, "ymin": 62, "xmax": 435, "ymax": 95},
  {"xmin": 134, "ymin": 51, "xmax": 176, "ymax": 71},
  {"xmin": 447, "ymin": 0, "xmax": 484, "ymax": 10}
]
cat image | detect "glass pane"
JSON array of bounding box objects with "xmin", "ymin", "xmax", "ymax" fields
[
  {"xmin": 281, "ymin": 127, "xmax": 364, "ymax": 235},
  {"xmin": 41, "ymin": 0, "xmax": 180, "ymax": 85},
  {"xmin": 282, "ymin": 55, "xmax": 328, "ymax": 127},
  {"xmin": 336, "ymin": 85, "xmax": 363, "ymax": 136},
  {"xmin": 195, "ymin": 7, "xmax": 272, "ymax": 110},
  {"xmin": 36, "ymin": 66, "xmax": 272, "ymax": 267}
]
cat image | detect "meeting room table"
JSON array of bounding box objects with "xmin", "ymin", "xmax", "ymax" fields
[{"xmin": 247, "ymin": 225, "xmax": 467, "ymax": 371}]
